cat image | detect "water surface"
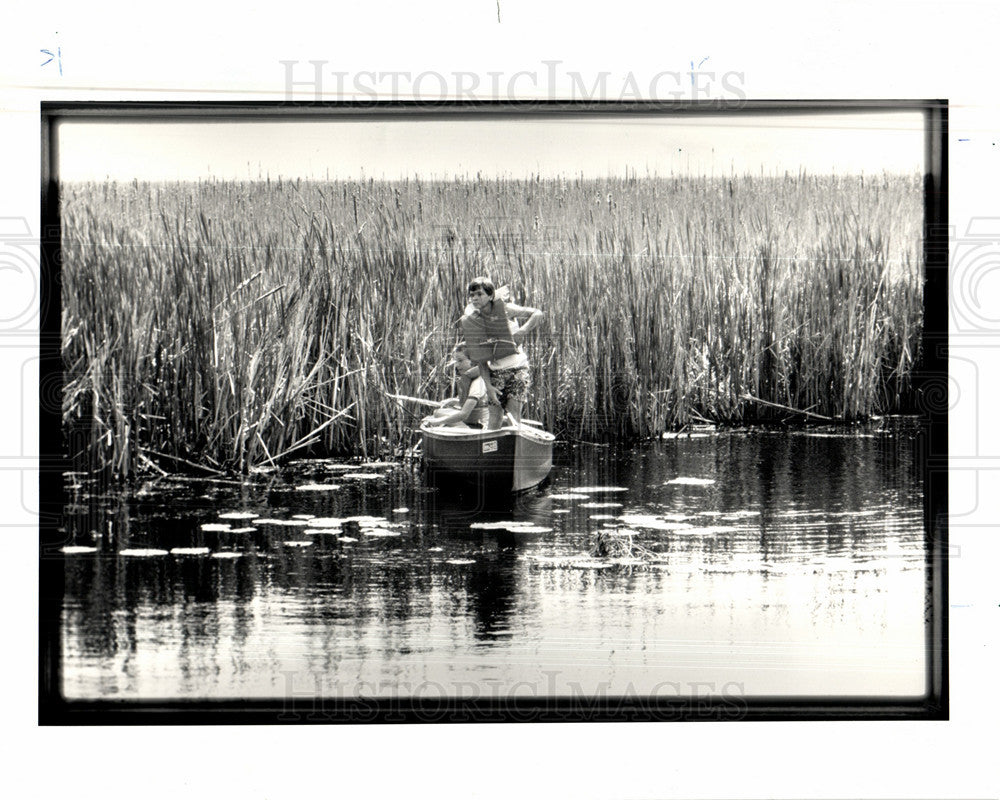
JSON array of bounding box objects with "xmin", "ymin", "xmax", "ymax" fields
[{"xmin": 57, "ymin": 423, "xmax": 927, "ymax": 700}]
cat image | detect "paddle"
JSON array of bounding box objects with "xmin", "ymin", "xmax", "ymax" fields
[{"xmin": 387, "ymin": 393, "xmax": 446, "ymax": 409}]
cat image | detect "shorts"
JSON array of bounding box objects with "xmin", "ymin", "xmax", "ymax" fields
[{"xmin": 491, "ymin": 367, "xmax": 531, "ymax": 407}]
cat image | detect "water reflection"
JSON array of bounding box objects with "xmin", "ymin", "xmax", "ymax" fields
[{"xmin": 58, "ymin": 422, "xmax": 928, "ymax": 699}]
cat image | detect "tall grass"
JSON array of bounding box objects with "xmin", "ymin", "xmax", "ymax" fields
[{"xmin": 61, "ymin": 173, "xmax": 923, "ymax": 478}]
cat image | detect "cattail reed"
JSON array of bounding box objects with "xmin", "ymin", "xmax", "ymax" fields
[{"xmin": 61, "ymin": 173, "xmax": 924, "ymax": 478}]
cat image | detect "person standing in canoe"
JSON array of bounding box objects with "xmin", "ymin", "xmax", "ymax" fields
[{"xmin": 460, "ymin": 276, "xmax": 544, "ymax": 429}]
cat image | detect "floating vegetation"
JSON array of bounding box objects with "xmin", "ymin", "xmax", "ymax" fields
[
  {"xmin": 662, "ymin": 432, "xmax": 710, "ymax": 439},
  {"xmin": 392, "ymin": 507, "xmax": 409, "ymax": 514},
  {"xmin": 295, "ymin": 484, "xmax": 342, "ymax": 492},
  {"xmin": 283, "ymin": 541, "xmax": 312, "ymax": 547},
  {"xmin": 551, "ymin": 509, "xmax": 570, "ymax": 514},
  {"xmin": 308, "ymin": 528, "xmax": 342, "ymax": 535},
  {"xmin": 228, "ymin": 527, "xmax": 258, "ymax": 534},
  {"xmin": 342, "ymin": 473, "xmax": 383, "ymax": 480},
  {"xmin": 200, "ymin": 523, "xmax": 232, "ymax": 532},
  {"xmin": 338, "ymin": 536, "xmax": 358, "ymax": 543},
  {"xmin": 170, "ymin": 547, "xmax": 211, "ymax": 556},
  {"xmin": 590, "ymin": 530, "xmax": 657, "ymax": 560},
  {"xmin": 445, "ymin": 558, "xmax": 476, "ymax": 565},
  {"xmin": 589, "ymin": 514, "xmax": 617, "ymax": 520},
  {"xmin": 427, "ymin": 546, "xmax": 444, "ymax": 552},
  {"xmin": 252, "ymin": 519, "xmax": 309, "ymax": 527},
  {"xmin": 218, "ymin": 511, "xmax": 258, "ymax": 520},
  {"xmin": 306, "ymin": 517, "xmax": 346, "ymax": 528},
  {"xmin": 61, "ymin": 546, "xmax": 98, "ymax": 554},
  {"xmin": 363, "ymin": 528, "xmax": 402, "ymax": 537},
  {"xmin": 580, "ymin": 502, "xmax": 623, "ymax": 508},
  {"xmin": 119, "ymin": 548, "xmax": 169, "ymax": 557},
  {"xmin": 210, "ymin": 552, "xmax": 243, "ymax": 559},
  {"xmin": 292, "ymin": 514, "xmax": 316, "ymax": 520},
  {"xmin": 469, "ymin": 521, "xmax": 552, "ymax": 533},
  {"xmin": 665, "ymin": 477, "xmax": 716, "ymax": 486}
]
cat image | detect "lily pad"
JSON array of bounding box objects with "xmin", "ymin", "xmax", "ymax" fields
[{"xmin": 119, "ymin": 548, "xmax": 169, "ymax": 557}]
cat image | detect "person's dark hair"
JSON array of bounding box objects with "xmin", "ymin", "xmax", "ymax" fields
[{"xmin": 467, "ymin": 276, "xmax": 495, "ymax": 297}]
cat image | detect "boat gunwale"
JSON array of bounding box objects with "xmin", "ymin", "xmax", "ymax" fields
[{"xmin": 419, "ymin": 421, "xmax": 556, "ymax": 444}]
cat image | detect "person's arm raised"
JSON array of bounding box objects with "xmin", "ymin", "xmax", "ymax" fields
[{"xmin": 506, "ymin": 302, "xmax": 544, "ymax": 344}]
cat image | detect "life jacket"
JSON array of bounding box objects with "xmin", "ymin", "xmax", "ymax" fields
[{"xmin": 460, "ymin": 298, "xmax": 519, "ymax": 363}]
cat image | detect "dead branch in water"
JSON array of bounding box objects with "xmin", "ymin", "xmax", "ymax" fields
[{"xmin": 739, "ymin": 394, "xmax": 835, "ymax": 422}]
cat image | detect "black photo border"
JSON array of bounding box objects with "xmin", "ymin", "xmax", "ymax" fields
[{"xmin": 38, "ymin": 99, "xmax": 948, "ymax": 724}]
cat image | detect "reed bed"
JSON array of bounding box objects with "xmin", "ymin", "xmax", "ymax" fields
[{"xmin": 61, "ymin": 173, "xmax": 923, "ymax": 478}]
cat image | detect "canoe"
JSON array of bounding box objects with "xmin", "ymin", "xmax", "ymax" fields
[{"xmin": 420, "ymin": 419, "xmax": 555, "ymax": 494}]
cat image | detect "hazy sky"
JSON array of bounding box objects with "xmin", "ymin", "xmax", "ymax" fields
[{"xmin": 57, "ymin": 111, "xmax": 926, "ymax": 181}]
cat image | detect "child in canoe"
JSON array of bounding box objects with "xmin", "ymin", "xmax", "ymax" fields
[
  {"xmin": 423, "ymin": 344, "xmax": 490, "ymax": 428},
  {"xmin": 460, "ymin": 276, "xmax": 544, "ymax": 429}
]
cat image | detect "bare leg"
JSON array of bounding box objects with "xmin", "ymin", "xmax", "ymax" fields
[
  {"xmin": 487, "ymin": 403, "xmax": 504, "ymax": 430},
  {"xmin": 505, "ymin": 398, "xmax": 523, "ymax": 425}
]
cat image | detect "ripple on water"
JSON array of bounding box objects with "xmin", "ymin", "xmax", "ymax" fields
[{"xmin": 620, "ymin": 514, "xmax": 694, "ymax": 531}]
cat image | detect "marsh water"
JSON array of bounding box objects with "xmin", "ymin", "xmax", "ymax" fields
[{"xmin": 56, "ymin": 422, "xmax": 927, "ymax": 701}]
